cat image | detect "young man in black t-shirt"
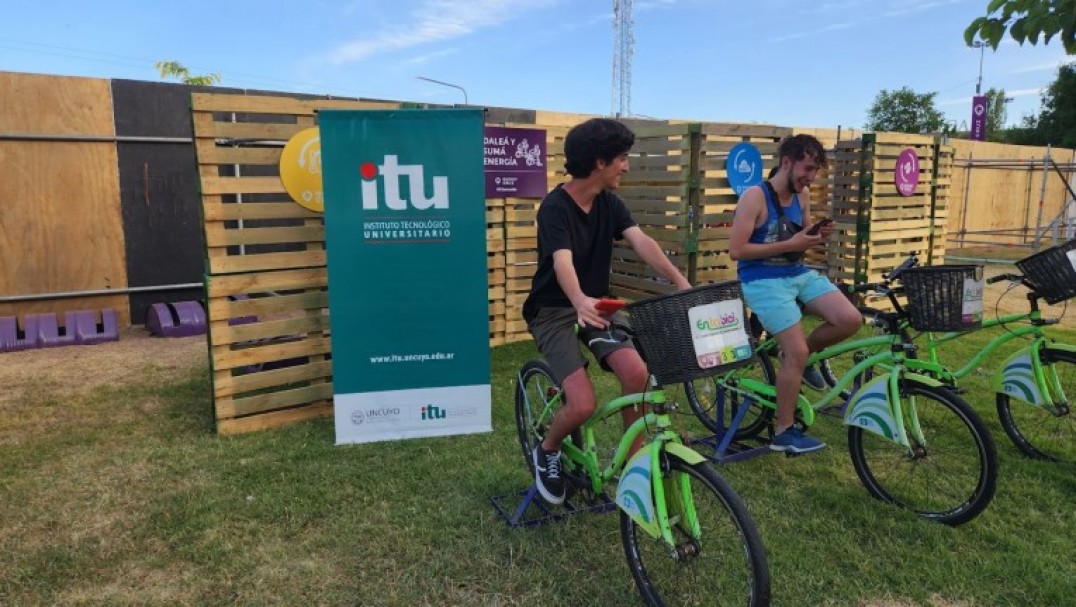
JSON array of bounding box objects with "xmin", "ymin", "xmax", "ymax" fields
[{"xmin": 522, "ymin": 118, "xmax": 691, "ymax": 505}]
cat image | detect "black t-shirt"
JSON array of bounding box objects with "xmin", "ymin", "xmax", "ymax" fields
[{"xmin": 522, "ymin": 185, "xmax": 636, "ymax": 322}]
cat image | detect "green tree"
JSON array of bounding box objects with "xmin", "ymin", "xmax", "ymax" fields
[
  {"xmin": 154, "ymin": 60, "xmax": 221, "ymax": 86},
  {"xmin": 965, "ymin": 0, "xmax": 1075, "ymax": 54},
  {"xmin": 864, "ymin": 87, "xmax": 947, "ymax": 133},
  {"xmin": 985, "ymin": 87, "xmax": 1010, "ymax": 139},
  {"xmin": 1032, "ymin": 63, "xmax": 1076, "ymax": 147}
]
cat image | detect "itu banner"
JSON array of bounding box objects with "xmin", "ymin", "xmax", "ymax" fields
[
  {"xmin": 971, "ymin": 95, "xmax": 987, "ymax": 141},
  {"xmin": 319, "ymin": 109, "xmax": 492, "ymax": 445}
]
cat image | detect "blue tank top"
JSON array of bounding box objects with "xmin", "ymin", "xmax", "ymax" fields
[{"xmin": 737, "ymin": 183, "xmax": 808, "ymax": 282}]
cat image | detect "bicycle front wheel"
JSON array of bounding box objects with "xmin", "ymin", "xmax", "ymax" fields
[
  {"xmin": 620, "ymin": 455, "xmax": 770, "ymax": 606},
  {"xmin": 997, "ymin": 347, "xmax": 1076, "ymax": 463},
  {"xmin": 685, "ymin": 350, "xmax": 775, "ymax": 439},
  {"xmin": 848, "ymin": 382, "xmax": 998, "ymax": 526}
]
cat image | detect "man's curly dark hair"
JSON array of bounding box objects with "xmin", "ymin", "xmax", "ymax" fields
[{"xmin": 563, "ymin": 118, "xmax": 635, "ymax": 178}]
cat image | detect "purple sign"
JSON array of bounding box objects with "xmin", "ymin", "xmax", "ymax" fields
[
  {"xmin": 970, "ymin": 95, "xmax": 987, "ymax": 141},
  {"xmin": 484, "ymin": 126, "xmax": 547, "ymax": 198},
  {"xmin": 895, "ymin": 148, "xmax": 920, "ymax": 197}
]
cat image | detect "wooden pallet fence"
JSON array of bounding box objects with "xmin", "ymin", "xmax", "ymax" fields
[
  {"xmin": 501, "ymin": 125, "xmax": 569, "ymax": 343},
  {"xmin": 487, "ymin": 198, "xmax": 507, "ymax": 346},
  {"xmin": 611, "ymin": 123, "xmax": 698, "ymax": 299},
  {"xmin": 194, "ymin": 93, "xmax": 402, "ymax": 434},
  {"xmin": 695, "ymin": 123, "xmax": 794, "ymax": 284},
  {"xmin": 828, "ymin": 133, "xmax": 953, "ymax": 289}
]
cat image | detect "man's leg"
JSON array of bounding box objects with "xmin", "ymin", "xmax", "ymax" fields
[
  {"xmin": 541, "ymin": 368, "xmax": 597, "ymax": 451},
  {"xmin": 801, "ymin": 280, "xmax": 862, "ymax": 353},
  {"xmin": 770, "ymin": 322, "xmax": 826, "ymax": 454},
  {"xmin": 604, "ymin": 347, "xmax": 650, "ymax": 453},
  {"xmin": 772, "ymin": 323, "xmax": 810, "ymax": 431}
]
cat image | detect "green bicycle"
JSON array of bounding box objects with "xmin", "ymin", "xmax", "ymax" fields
[
  {"xmin": 860, "ymin": 242, "xmax": 1076, "ymax": 463},
  {"xmin": 684, "ymin": 265, "xmax": 999, "ymax": 526},
  {"xmin": 514, "ymin": 283, "xmax": 770, "ymax": 606}
]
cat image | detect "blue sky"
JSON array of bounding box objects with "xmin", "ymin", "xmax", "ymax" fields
[{"xmin": 2, "ymin": 0, "xmax": 1072, "ymax": 130}]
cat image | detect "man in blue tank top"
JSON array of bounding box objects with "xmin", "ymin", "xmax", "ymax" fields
[{"xmin": 729, "ymin": 135, "xmax": 861, "ymax": 454}]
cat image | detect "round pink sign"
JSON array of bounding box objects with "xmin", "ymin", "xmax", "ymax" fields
[{"xmin": 895, "ymin": 148, "xmax": 920, "ymax": 197}]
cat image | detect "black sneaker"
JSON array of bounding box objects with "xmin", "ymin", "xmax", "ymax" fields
[{"xmin": 532, "ymin": 444, "xmax": 565, "ymax": 505}]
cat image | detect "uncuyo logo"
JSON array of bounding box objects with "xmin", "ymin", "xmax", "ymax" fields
[{"xmin": 360, "ymin": 155, "xmax": 449, "ymax": 211}]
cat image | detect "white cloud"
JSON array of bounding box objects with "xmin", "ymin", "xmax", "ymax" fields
[
  {"xmin": 1008, "ymin": 58, "xmax": 1076, "ymax": 75},
  {"xmin": 329, "ymin": 0, "xmax": 558, "ymax": 64}
]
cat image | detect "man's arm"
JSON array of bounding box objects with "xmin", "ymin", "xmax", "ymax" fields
[
  {"xmin": 622, "ymin": 226, "xmax": 692, "ymax": 290},
  {"xmin": 552, "ymin": 249, "xmax": 610, "ymax": 329}
]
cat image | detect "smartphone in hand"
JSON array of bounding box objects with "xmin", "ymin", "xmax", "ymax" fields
[{"xmin": 806, "ymin": 218, "xmax": 834, "ymax": 236}]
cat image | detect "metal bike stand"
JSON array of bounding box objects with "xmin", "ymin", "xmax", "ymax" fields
[
  {"xmin": 490, "ymin": 484, "xmax": 617, "ymax": 528},
  {"xmin": 693, "ymin": 394, "xmax": 776, "ymax": 464}
]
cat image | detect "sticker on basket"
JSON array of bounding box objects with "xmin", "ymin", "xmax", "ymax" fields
[
  {"xmin": 962, "ymin": 277, "xmax": 984, "ymax": 324},
  {"xmin": 687, "ymin": 299, "xmax": 752, "ymax": 368}
]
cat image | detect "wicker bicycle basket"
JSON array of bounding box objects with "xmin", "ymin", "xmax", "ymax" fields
[
  {"xmin": 900, "ymin": 265, "xmax": 985, "ymax": 332},
  {"xmin": 1014, "ymin": 238, "xmax": 1076, "ymax": 305},
  {"xmin": 625, "ymin": 280, "xmax": 755, "ymax": 386}
]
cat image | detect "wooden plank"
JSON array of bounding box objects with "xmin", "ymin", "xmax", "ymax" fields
[
  {"xmin": 213, "ymin": 314, "xmax": 330, "ymax": 345},
  {"xmin": 212, "ymin": 336, "xmax": 332, "ymax": 371},
  {"xmin": 206, "ymin": 267, "xmax": 328, "ymax": 296},
  {"xmin": 192, "ymin": 93, "xmax": 397, "ymax": 114},
  {"xmin": 218, "ymin": 383, "xmax": 335, "ymax": 419},
  {"xmin": 203, "ymin": 201, "xmax": 322, "ymax": 221},
  {"xmin": 0, "ymin": 73, "xmax": 115, "ymax": 135},
  {"xmin": 200, "ymin": 175, "xmax": 285, "ymax": 195},
  {"xmin": 215, "ymin": 360, "xmax": 334, "ymax": 398},
  {"xmin": 700, "ymin": 123, "xmax": 791, "ymax": 139},
  {"xmin": 208, "ymin": 250, "xmax": 326, "ymax": 275},
  {"xmin": 216, "ymin": 403, "xmax": 334, "ymax": 435},
  {"xmin": 0, "ymin": 137, "xmax": 130, "ymax": 325},
  {"xmin": 205, "ymin": 224, "xmax": 325, "ymax": 247},
  {"xmin": 208, "ymin": 290, "xmax": 328, "ymax": 319}
]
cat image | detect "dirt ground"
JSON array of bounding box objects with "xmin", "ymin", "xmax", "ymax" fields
[{"xmin": 0, "ymin": 328, "xmax": 208, "ymax": 400}]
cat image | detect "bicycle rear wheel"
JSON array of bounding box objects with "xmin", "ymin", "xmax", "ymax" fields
[
  {"xmin": 620, "ymin": 455, "xmax": 770, "ymax": 606},
  {"xmin": 848, "ymin": 381, "xmax": 998, "ymax": 526},
  {"xmin": 997, "ymin": 348, "xmax": 1076, "ymax": 463},
  {"xmin": 685, "ymin": 350, "xmax": 775, "ymax": 439}
]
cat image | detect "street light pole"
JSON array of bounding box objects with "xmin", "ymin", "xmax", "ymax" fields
[
  {"xmin": 973, "ymin": 40, "xmax": 985, "ymax": 95},
  {"xmin": 415, "ymin": 76, "xmax": 469, "ymax": 105}
]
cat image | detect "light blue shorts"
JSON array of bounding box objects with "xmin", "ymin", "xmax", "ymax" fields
[{"xmin": 741, "ymin": 271, "xmax": 838, "ymax": 335}]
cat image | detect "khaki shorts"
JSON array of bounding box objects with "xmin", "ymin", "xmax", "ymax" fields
[{"xmin": 527, "ymin": 306, "xmax": 636, "ymax": 383}]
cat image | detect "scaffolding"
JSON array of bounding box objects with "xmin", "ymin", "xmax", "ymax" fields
[{"xmin": 951, "ymin": 147, "xmax": 1076, "ymax": 253}]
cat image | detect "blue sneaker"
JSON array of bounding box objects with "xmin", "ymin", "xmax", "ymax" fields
[
  {"xmin": 801, "ymin": 364, "xmax": 827, "ymax": 391},
  {"xmin": 770, "ymin": 427, "xmax": 826, "ymax": 454},
  {"xmin": 778, "ymin": 351, "xmax": 827, "ymax": 391}
]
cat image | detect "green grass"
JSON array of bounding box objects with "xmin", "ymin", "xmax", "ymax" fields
[{"xmin": 1, "ymin": 330, "xmax": 1074, "ymax": 606}]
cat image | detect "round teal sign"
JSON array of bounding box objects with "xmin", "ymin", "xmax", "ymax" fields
[{"xmin": 726, "ymin": 143, "xmax": 763, "ymax": 195}]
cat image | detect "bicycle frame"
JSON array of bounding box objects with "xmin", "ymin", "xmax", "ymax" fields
[
  {"xmin": 723, "ymin": 332, "xmax": 931, "ymax": 448},
  {"xmin": 521, "ymin": 382, "xmax": 707, "ymax": 546},
  {"xmin": 920, "ymin": 312, "xmax": 1073, "ymax": 411}
]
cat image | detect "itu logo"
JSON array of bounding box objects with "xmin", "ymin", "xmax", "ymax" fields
[
  {"xmin": 420, "ymin": 404, "xmax": 447, "ymax": 421},
  {"xmin": 360, "ymin": 155, "xmax": 449, "ymax": 211}
]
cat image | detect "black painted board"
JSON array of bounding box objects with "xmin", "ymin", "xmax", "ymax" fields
[
  {"xmin": 117, "ymin": 141, "xmax": 205, "ymax": 323},
  {"xmin": 111, "ymin": 79, "xmax": 244, "ymax": 138}
]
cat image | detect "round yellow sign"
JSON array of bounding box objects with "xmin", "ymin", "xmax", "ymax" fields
[{"xmin": 279, "ymin": 127, "xmax": 324, "ymax": 212}]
